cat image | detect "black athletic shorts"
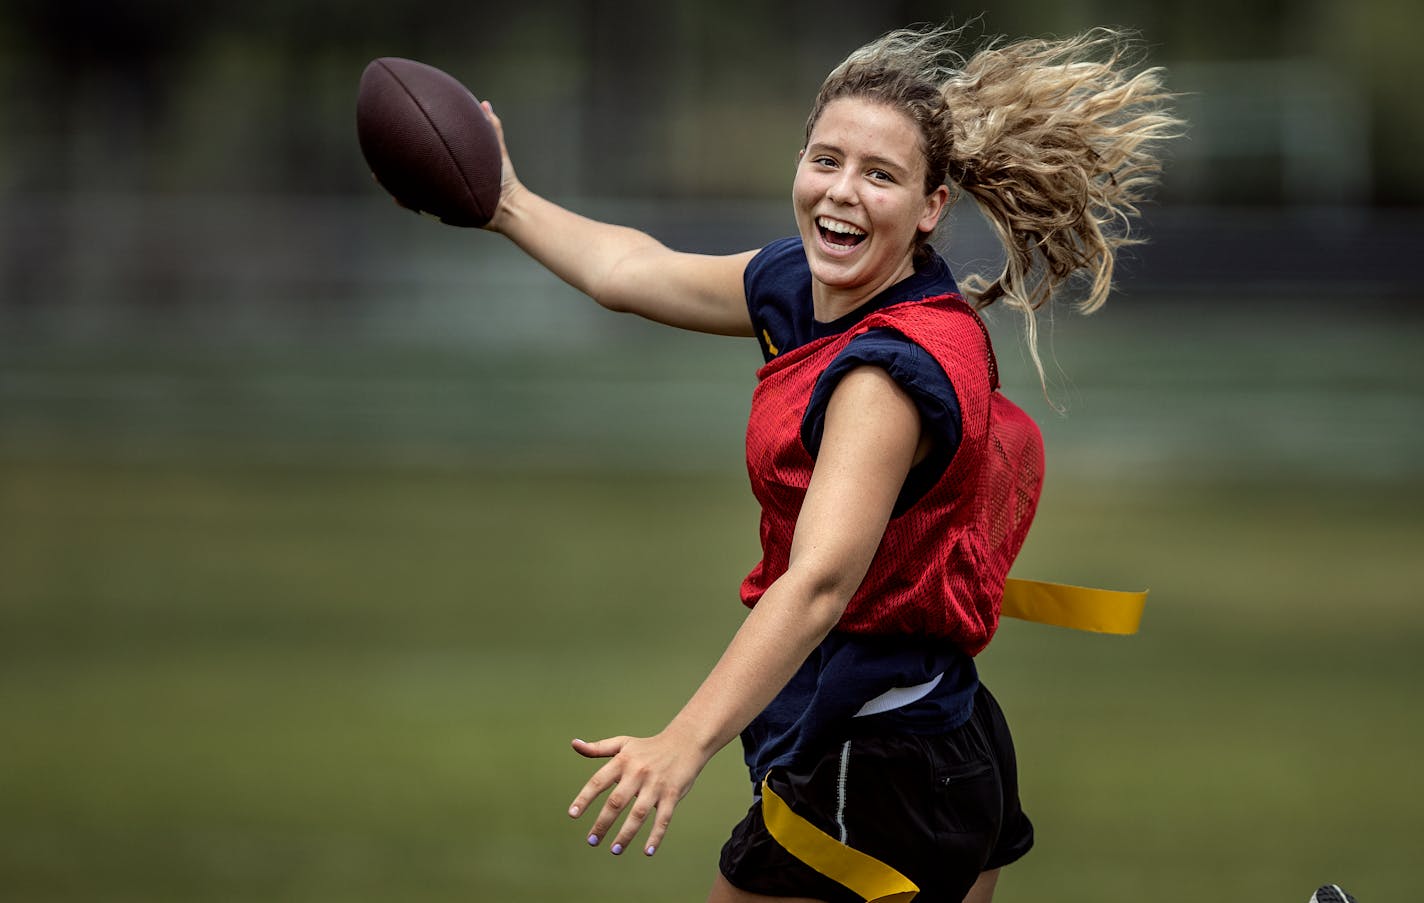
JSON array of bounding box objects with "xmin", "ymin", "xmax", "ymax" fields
[{"xmin": 719, "ymin": 682, "xmax": 1033, "ymax": 902}]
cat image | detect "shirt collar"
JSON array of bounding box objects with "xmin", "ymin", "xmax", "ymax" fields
[{"xmin": 810, "ymin": 251, "xmax": 959, "ymax": 339}]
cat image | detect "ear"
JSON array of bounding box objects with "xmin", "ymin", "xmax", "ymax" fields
[{"xmin": 918, "ymin": 184, "xmax": 951, "ymax": 234}]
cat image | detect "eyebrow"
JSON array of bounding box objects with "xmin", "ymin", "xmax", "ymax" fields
[{"xmin": 807, "ymin": 142, "xmax": 911, "ymax": 176}]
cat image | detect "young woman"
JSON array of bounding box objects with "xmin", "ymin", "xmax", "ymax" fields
[{"xmin": 483, "ymin": 24, "xmax": 1179, "ymax": 903}]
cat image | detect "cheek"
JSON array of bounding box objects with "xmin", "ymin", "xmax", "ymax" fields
[
  {"xmin": 860, "ymin": 196, "xmax": 898, "ymax": 233},
  {"xmin": 791, "ymin": 171, "xmax": 818, "ymax": 210},
  {"xmin": 875, "ymin": 197, "xmax": 922, "ymax": 234}
]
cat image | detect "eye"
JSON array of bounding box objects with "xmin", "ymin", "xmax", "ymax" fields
[
  {"xmin": 868, "ymin": 169, "xmax": 895, "ymax": 183},
  {"xmin": 811, "ymin": 155, "xmax": 838, "ymax": 168}
]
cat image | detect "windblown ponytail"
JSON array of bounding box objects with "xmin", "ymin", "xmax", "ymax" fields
[
  {"xmin": 945, "ymin": 28, "xmax": 1181, "ymax": 382},
  {"xmin": 809, "ymin": 25, "xmax": 1184, "ymax": 390}
]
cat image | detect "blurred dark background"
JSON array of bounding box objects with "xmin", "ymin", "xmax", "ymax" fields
[
  {"xmin": 2, "ymin": 3, "xmax": 1422, "ymax": 903},
  {"xmin": 3, "ymin": 0, "xmax": 1423, "ymax": 340}
]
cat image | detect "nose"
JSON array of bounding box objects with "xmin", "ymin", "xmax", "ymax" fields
[{"xmin": 826, "ymin": 168, "xmax": 858, "ymax": 206}]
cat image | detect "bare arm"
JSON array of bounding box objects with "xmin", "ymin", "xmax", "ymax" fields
[
  {"xmin": 482, "ymin": 102, "xmax": 756, "ymax": 337},
  {"xmin": 568, "ymin": 365, "xmax": 925, "ymax": 855}
]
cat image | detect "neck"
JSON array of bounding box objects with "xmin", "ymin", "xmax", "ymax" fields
[{"xmin": 811, "ymin": 257, "xmax": 918, "ymax": 323}]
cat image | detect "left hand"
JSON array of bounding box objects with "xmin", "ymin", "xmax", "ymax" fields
[{"xmin": 567, "ymin": 728, "xmax": 710, "ymax": 857}]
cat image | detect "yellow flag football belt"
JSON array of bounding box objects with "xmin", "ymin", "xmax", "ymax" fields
[
  {"xmin": 760, "ymin": 580, "xmax": 1146, "ymax": 901},
  {"xmin": 1000, "ymin": 578, "xmax": 1146, "ymax": 635},
  {"xmin": 761, "ymin": 778, "xmax": 920, "ymax": 903}
]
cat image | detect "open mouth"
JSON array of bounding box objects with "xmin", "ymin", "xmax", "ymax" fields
[{"xmin": 817, "ymin": 216, "xmax": 866, "ymax": 249}]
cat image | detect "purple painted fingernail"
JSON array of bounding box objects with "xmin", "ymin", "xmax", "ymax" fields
[
  {"xmin": 645, "ymin": 845, "xmax": 656, "ymax": 857},
  {"xmin": 587, "ymin": 834, "xmax": 599, "ymax": 846},
  {"xmin": 611, "ymin": 843, "xmax": 623, "ymax": 855}
]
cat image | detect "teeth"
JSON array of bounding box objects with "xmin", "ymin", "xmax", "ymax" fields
[{"xmin": 817, "ymin": 216, "xmax": 865, "ymax": 236}]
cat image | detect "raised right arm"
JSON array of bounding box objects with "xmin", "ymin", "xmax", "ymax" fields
[{"xmin": 481, "ymin": 101, "xmax": 757, "ymax": 338}]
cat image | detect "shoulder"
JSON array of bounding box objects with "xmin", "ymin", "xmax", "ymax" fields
[
  {"xmin": 864, "ymin": 297, "xmax": 997, "ymax": 396},
  {"xmin": 745, "ymin": 236, "xmax": 808, "ymax": 292},
  {"xmin": 806, "ymin": 328, "xmax": 962, "ymax": 454},
  {"xmin": 745, "ymin": 237, "xmax": 812, "ymax": 362},
  {"xmin": 840, "ymin": 329, "xmax": 943, "ymax": 388},
  {"xmin": 827, "ymin": 328, "xmax": 962, "ymax": 426}
]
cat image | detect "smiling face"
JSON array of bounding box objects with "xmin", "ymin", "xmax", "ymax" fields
[{"xmin": 793, "ymin": 96, "xmax": 950, "ymax": 318}]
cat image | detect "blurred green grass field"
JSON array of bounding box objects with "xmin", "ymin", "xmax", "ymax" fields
[{"xmin": 3, "ymin": 304, "xmax": 1422, "ymax": 902}]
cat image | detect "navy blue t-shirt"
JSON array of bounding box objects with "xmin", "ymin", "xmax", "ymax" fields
[{"xmin": 739, "ymin": 237, "xmax": 980, "ymax": 783}]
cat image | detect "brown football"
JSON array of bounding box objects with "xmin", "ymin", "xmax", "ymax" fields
[{"xmin": 356, "ymin": 57, "xmax": 501, "ymax": 227}]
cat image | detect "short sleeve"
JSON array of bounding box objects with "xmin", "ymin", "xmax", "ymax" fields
[
  {"xmin": 801, "ymin": 329, "xmax": 963, "ymax": 515},
  {"xmin": 744, "ymin": 237, "xmax": 814, "ymax": 363}
]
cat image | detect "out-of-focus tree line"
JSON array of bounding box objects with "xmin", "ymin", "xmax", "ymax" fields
[{"xmin": 2, "ymin": 0, "xmax": 1421, "ymax": 204}]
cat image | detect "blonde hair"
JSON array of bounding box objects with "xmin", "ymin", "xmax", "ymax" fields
[{"xmin": 807, "ymin": 24, "xmax": 1184, "ymax": 389}]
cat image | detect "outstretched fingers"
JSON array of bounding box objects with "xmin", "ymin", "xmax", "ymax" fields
[
  {"xmin": 625, "ymin": 790, "xmax": 677, "ymax": 857},
  {"xmin": 591, "ymin": 775, "xmax": 640, "ymax": 852},
  {"xmin": 566, "ymin": 736, "xmax": 628, "ymax": 821},
  {"xmin": 585, "ymin": 769, "xmax": 679, "ymax": 857},
  {"xmin": 567, "ymin": 733, "xmax": 701, "ymax": 857}
]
